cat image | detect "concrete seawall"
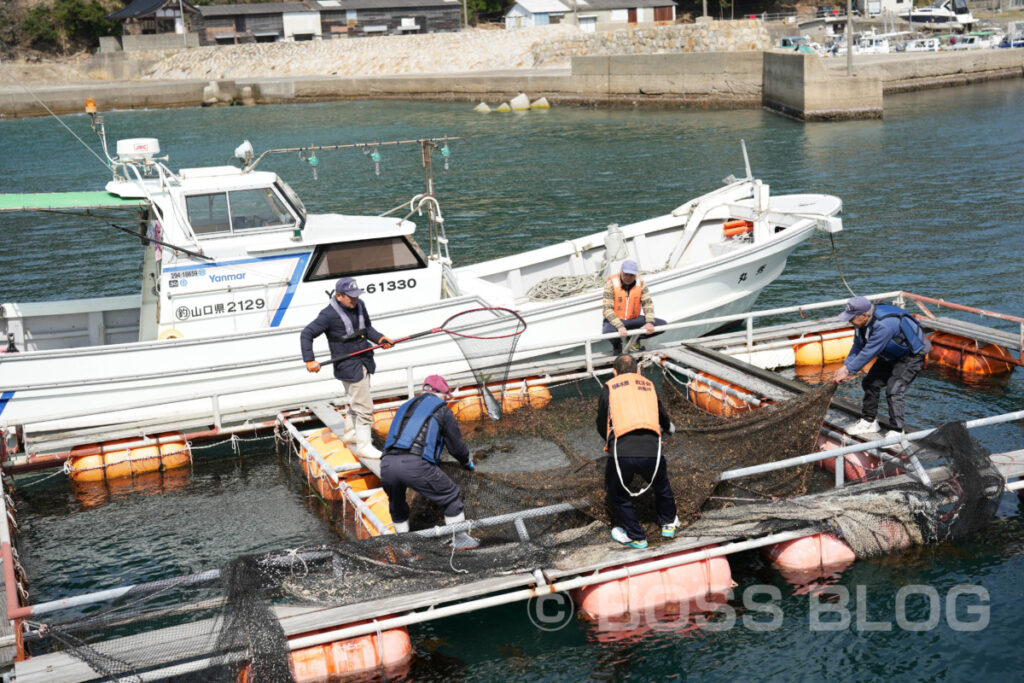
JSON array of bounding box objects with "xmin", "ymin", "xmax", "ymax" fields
[{"xmin": 2, "ymin": 49, "xmax": 1021, "ymax": 120}]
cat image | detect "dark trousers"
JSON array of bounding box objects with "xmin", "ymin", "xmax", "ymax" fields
[
  {"xmin": 861, "ymin": 352, "xmax": 926, "ymax": 432},
  {"xmin": 603, "ymin": 316, "xmax": 668, "ymax": 354},
  {"xmin": 605, "ymin": 455, "xmax": 677, "ymax": 542},
  {"xmin": 380, "ymin": 453, "xmax": 464, "ymax": 523}
]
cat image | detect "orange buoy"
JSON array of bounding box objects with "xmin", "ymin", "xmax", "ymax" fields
[
  {"xmin": 766, "ymin": 533, "xmax": 856, "ymax": 584},
  {"xmin": 356, "ymin": 489, "xmax": 394, "ymax": 539},
  {"xmin": 372, "ymin": 407, "xmax": 399, "ymax": 440},
  {"xmin": 687, "ymin": 372, "xmax": 757, "ymax": 416},
  {"xmin": 375, "ymin": 381, "xmax": 552, "ymax": 429},
  {"xmin": 67, "ymin": 433, "xmax": 191, "ymax": 482},
  {"xmin": 239, "ymin": 625, "xmax": 413, "ymax": 683},
  {"xmin": 815, "ymin": 434, "xmax": 880, "ymax": 482},
  {"xmin": 575, "ymin": 546, "xmax": 734, "ymax": 621},
  {"xmin": 927, "ymin": 332, "xmax": 1016, "ymax": 375},
  {"xmin": 301, "ymin": 428, "xmax": 377, "ymax": 501},
  {"xmin": 722, "ymin": 219, "xmax": 753, "ymax": 238},
  {"xmin": 792, "ymin": 329, "xmax": 855, "ymax": 366}
]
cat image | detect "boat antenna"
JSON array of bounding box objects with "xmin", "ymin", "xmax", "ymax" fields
[
  {"xmin": 0, "ymin": 61, "xmax": 111, "ymax": 171},
  {"xmin": 741, "ymin": 139, "xmax": 752, "ymax": 179}
]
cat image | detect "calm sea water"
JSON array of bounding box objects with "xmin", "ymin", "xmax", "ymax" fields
[{"xmin": 1, "ymin": 80, "xmax": 1023, "ymax": 680}]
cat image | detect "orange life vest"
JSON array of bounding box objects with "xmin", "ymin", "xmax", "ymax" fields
[
  {"xmin": 606, "ymin": 373, "xmax": 661, "ymax": 443},
  {"xmin": 609, "ymin": 275, "xmax": 643, "ymax": 321}
]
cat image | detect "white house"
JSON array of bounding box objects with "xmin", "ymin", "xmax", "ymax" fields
[
  {"xmin": 505, "ymin": 0, "xmax": 674, "ymax": 31},
  {"xmin": 505, "ymin": 0, "xmax": 570, "ymax": 28}
]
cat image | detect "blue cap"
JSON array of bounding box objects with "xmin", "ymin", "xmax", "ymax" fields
[
  {"xmin": 839, "ymin": 296, "xmax": 872, "ymax": 322},
  {"xmin": 621, "ymin": 259, "xmax": 639, "ymax": 275},
  {"xmin": 335, "ymin": 277, "xmax": 364, "ymax": 297}
]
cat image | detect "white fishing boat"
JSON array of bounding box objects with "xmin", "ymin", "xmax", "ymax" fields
[
  {"xmin": 898, "ymin": 0, "xmax": 976, "ymax": 31},
  {"xmin": 0, "ymin": 123, "xmax": 842, "ymax": 451}
]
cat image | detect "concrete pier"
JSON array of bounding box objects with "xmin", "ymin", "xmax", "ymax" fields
[{"xmin": 1, "ymin": 49, "xmax": 1021, "ymax": 121}]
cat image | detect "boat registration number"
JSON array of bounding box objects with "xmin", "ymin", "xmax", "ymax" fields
[
  {"xmin": 363, "ymin": 278, "xmax": 417, "ymax": 294},
  {"xmin": 175, "ymin": 298, "xmax": 266, "ymax": 321}
]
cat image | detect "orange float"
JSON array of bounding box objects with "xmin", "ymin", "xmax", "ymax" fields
[
  {"xmin": 765, "ymin": 533, "xmax": 856, "ymax": 585},
  {"xmin": 687, "ymin": 372, "xmax": 757, "ymax": 416},
  {"xmin": 927, "ymin": 332, "xmax": 1016, "ymax": 375},
  {"xmin": 238, "ymin": 624, "xmax": 413, "ymax": 683},
  {"xmin": 67, "ymin": 433, "xmax": 191, "ymax": 482},
  {"xmin": 372, "ymin": 381, "xmax": 552, "ymax": 434},
  {"xmin": 792, "ymin": 329, "xmax": 854, "ymax": 366},
  {"xmin": 301, "ymin": 428, "xmax": 378, "ymax": 502},
  {"xmin": 815, "ymin": 434, "xmax": 880, "ymax": 482},
  {"xmin": 722, "ymin": 219, "xmax": 753, "ymax": 238},
  {"xmin": 575, "ymin": 546, "xmax": 734, "ymax": 621},
  {"xmin": 356, "ymin": 490, "xmax": 395, "ymax": 539}
]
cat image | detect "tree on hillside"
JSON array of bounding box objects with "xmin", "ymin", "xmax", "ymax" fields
[{"xmin": 21, "ymin": 0, "xmax": 120, "ymax": 53}]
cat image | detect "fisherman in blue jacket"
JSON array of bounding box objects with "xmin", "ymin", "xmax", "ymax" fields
[
  {"xmin": 380, "ymin": 375, "xmax": 479, "ymax": 549},
  {"xmin": 832, "ymin": 296, "xmax": 932, "ymax": 438},
  {"xmin": 301, "ymin": 277, "xmax": 393, "ymax": 459}
]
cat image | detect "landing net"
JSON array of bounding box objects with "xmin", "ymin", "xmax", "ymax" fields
[{"xmin": 25, "ymin": 369, "xmax": 1002, "ymax": 680}]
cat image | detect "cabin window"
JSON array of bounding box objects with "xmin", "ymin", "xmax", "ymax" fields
[
  {"xmin": 186, "ymin": 193, "xmax": 230, "ymax": 234},
  {"xmin": 186, "ymin": 188, "xmax": 295, "ymax": 235},
  {"xmin": 229, "ymin": 188, "xmax": 294, "ymax": 231},
  {"xmin": 305, "ymin": 236, "xmax": 427, "ymax": 281}
]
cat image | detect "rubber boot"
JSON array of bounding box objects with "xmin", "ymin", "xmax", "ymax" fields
[
  {"xmin": 353, "ymin": 424, "xmax": 381, "ymax": 459},
  {"xmin": 445, "ymin": 512, "xmax": 480, "ymax": 550},
  {"xmin": 341, "ymin": 412, "xmax": 358, "ymax": 445},
  {"xmin": 393, "ymin": 520, "xmax": 410, "ymax": 534}
]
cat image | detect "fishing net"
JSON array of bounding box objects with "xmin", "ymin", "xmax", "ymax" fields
[
  {"xmin": 437, "ymin": 307, "xmax": 527, "ymax": 420},
  {"xmin": 21, "ymin": 368, "xmax": 1003, "ymax": 681}
]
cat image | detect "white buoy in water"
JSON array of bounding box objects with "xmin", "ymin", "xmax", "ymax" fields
[
  {"xmin": 474, "ymin": 102, "xmax": 492, "ymax": 113},
  {"xmin": 510, "ymin": 93, "xmax": 531, "ymax": 110},
  {"xmin": 530, "ymin": 97, "xmax": 550, "ymax": 109},
  {"xmin": 495, "ymin": 102, "xmax": 512, "ymax": 112}
]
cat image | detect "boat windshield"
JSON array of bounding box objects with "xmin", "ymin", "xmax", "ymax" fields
[
  {"xmin": 275, "ymin": 179, "xmax": 307, "ymax": 224},
  {"xmin": 185, "ymin": 187, "xmax": 297, "ymax": 235}
]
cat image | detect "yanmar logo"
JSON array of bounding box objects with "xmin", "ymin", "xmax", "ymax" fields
[{"xmin": 209, "ymin": 273, "xmax": 246, "ymax": 283}]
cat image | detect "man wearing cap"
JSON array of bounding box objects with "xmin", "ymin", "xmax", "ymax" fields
[
  {"xmin": 833, "ymin": 296, "xmax": 932, "ymax": 438},
  {"xmin": 380, "ymin": 375, "xmax": 479, "ymax": 550},
  {"xmin": 602, "ymin": 259, "xmax": 666, "ymax": 355},
  {"xmin": 301, "ymin": 277, "xmax": 393, "ymax": 459}
]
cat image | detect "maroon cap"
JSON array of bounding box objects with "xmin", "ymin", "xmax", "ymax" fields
[{"xmin": 422, "ymin": 375, "xmax": 451, "ymax": 397}]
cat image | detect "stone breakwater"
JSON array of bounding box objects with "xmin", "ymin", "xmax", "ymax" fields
[
  {"xmin": 532, "ymin": 20, "xmax": 771, "ymax": 66},
  {"xmin": 144, "ymin": 25, "xmax": 581, "ymax": 80},
  {"xmin": 143, "ymin": 21, "xmax": 772, "ymax": 81}
]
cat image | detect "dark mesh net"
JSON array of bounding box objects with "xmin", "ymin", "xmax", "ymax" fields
[{"xmin": 23, "ymin": 371, "xmax": 1003, "ymax": 680}]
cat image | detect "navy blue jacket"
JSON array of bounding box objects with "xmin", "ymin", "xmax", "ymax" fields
[
  {"xmin": 844, "ymin": 304, "xmax": 932, "ymax": 373},
  {"xmin": 383, "ymin": 393, "xmax": 470, "ymax": 466},
  {"xmin": 300, "ymin": 299, "xmax": 385, "ymax": 382}
]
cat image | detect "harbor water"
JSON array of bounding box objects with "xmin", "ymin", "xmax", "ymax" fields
[{"xmin": 1, "ymin": 79, "xmax": 1023, "ymax": 680}]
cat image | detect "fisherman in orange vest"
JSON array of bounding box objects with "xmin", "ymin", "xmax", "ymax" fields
[
  {"xmin": 601, "ymin": 259, "xmax": 666, "ymax": 354},
  {"xmin": 595, "ymin": 354, "xmax": 680, "ymax": 549}
]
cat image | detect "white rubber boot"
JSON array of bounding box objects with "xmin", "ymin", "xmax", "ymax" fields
[
  {"xmin": 445, "ymin": 512, "xmax": 480, "ymax": 550},
  {"xmin": 393, "ymin": 520, "xmax": 410, "ymax": 534},
  {"xmin": 341, "ymin": 412, "xmax": 358, "ymax": 445},
  {"xmin": 353, "ymin": 424, "xmax": 381, "ymax": 459}
]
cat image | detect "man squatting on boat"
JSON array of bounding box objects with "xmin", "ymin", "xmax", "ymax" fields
[
  {"xmin": 832, "ymin": 295, "xmax": 932, "ymax": 439},
  {"xmin": 380, "ymin": 375, "xmax": 479, "ymax": 550},
  {"xmin": 602, "ymin": 259, "xmax": 667, "ymax": 354},
  {"xmin": 301, "ymin": 277, "xmax": 394, "ymax": 459},
  {"xmin": 597, "ymin": 354, "xmax": 681, "ymax": 549}
]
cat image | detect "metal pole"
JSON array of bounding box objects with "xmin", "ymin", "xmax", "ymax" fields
[{"xmin": 846, "ymin": 0, "xmax": 853, "ymax": 76}]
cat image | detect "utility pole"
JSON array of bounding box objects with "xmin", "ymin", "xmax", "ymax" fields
[
  {"xmin": 178, "ymin": 0, "xmax": 187, "ymax": 47},
  {"xmin": 846, "ymin": 0, "xmax": 853, "ymax": 76},
  {"xmin": 703, "ymin": 0, "xmax": 708, "ymax": 18}
]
